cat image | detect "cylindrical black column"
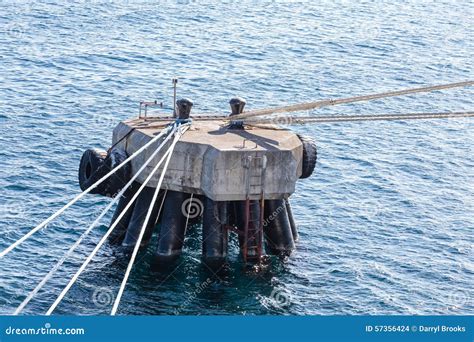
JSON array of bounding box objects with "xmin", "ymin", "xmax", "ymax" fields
[
  {"xmin": 202, "ymin": 197, "xmax": 228, "ymax": 269},
  {"xmin": 183, "ymin": 194, "xmax": 204, "ymax": 227},
  {"xmin": 108, "ymin": 181, "xmax": 139, "ymax": 245},
  {"xmin": 227, "ymin": 201, "xmax": 239, "ymax": 229},
  {"xmin": 263, "ymin": 199, "xmax": 295, "ymax": 256},
  {"xmin": 285, "ymin": 199, "xmax": 298, "ymax": 242},
  {"xmin": 154, "ymin": 191, "xmax": 188, "ymax": 264},
  {"xmin": 121, "ymin": 186, "xmax": 162, "ymax": 250}
]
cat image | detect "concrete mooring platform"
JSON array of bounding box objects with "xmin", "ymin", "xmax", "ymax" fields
[{"xmin": 79, "ymin": 97, "xmax": 317, "ymax": 264}]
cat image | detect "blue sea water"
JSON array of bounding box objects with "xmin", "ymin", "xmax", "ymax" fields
[{"xmin": 0, "ymin": 1, "xmax": 473, "ymax": 315}]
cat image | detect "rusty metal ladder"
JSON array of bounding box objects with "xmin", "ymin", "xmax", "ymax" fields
[{"xmin": 242, "ymin": 155, "xmax": 267, "ymax": 262}]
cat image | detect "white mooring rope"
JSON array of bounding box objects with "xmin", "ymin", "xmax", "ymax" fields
[
  {"xmin": 13, "ymin": 124, "xmax": 180, "ymax": 315},
  {"xmin": 0, "ymin": 124, "xmax": 175, "ymax": 259},
  {"xmin": 244, "ymin": 111, "xmax": 474, "ymax": 125},
  {"xmin": 229, "ymin": 80, "xmax": 474, "ymax": 120},
  {"xmin": 46, "ymin": 123, "xmax": 190, "ymax": 315},
  {"xmin": 111, "ymin": 123, "xmax": 190, "ymax": 315}
]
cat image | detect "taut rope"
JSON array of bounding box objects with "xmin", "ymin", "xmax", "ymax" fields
[
  {"xmin": 244, "ymin": 111, "xmax": 474, "ymax": 125},
  {"xmin": 229, "ymin": 81, "xmax": 474, "ymax": 121}
]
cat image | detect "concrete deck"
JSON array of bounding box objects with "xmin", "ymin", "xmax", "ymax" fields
[{"xmin": 112, "ymin": 118, "xmax": 303, "ymax": 201}]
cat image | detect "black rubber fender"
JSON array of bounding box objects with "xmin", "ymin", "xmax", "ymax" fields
[
  {"xmin": 107, "ymin": 181, "xmax": 140, "ymax": 245},
  {"xmin": 121, "ymin": 186, "xmax": 162, "ymax": 251},
  {"xmin": 285, "ymin": 198, "xmax": 298, "ymax": 242},
  {"xmin": 296, "ymin": 133, "xmax": 317, "ymax": 179},
  {"xmin": 202, "ymin": 197, "xmax": 228, "ymax": 266},
  {"xmin": 263, "ymin": 199, "xmax": 295, "ymax": 256},
  {"xmin": 78, "ymin": 147, "xmax": 130, "ymax": 197},
  {"xmin": 154, "ymin": 191, "xmax": 189, "ymax": 264},
  {"xmin": 103, "ymin": 148, "xmax": 131, "ymax": 197},
  {"xmin": 78, "ymin": 148, "xmax": 107, "ymax": 194}
]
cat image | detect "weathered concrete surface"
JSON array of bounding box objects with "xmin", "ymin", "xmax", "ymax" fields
[{"xmin": 112, "ymin": 118, "xmax": 304, "ymax": 201}]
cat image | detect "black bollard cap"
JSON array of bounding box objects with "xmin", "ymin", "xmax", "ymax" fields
[
  {"xmin": 176, "ymin": 98, "xmax": 194, "ymax": 119},
  {"xmin": 229, "ymin": 97, "xmax": 246, "ymax": 116}
]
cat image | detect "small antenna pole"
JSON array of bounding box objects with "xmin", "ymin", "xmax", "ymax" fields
[{"xmin": 172, "ymin": 78, "xmax": 178, "ymax": 117}]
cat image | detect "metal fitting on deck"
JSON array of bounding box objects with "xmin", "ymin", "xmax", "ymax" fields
[
  {"xmin": 176, "ymin": 98, "xmax": 193, "ymax": 119},
  {"xmin": 228, "ymin": 120, "xmax": 244, "ymax": 130},
  {"xmin": 229, "ymin": 97, "xmax": 246, "ymax": 116}
]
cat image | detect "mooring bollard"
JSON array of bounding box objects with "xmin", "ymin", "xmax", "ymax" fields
[
  {"xmin": 229, "ymin": 97, "xmax": 246, "ymax": 116},
  {"xmin": 176, "ymin": 98, "xmax": 193, "ymax": 119}
]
